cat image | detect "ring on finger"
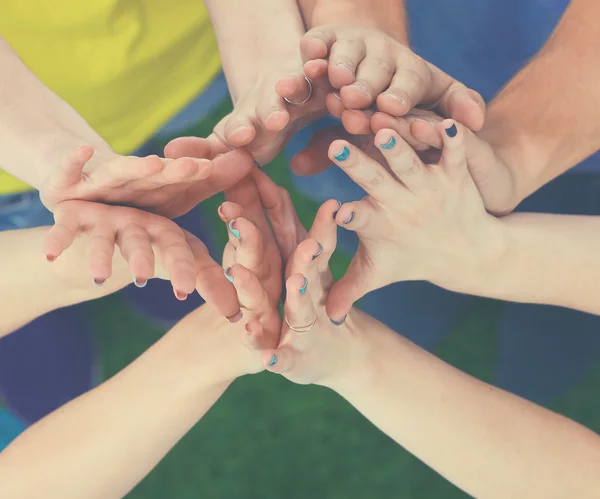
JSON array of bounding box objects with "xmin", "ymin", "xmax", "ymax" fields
[
  {"xmin": 285, "ymin": 314, "xmax": 317, "ymax": 333},
  {"xmin": 283, "ymin": 75, "xmax": 313, "ymax": 106}
]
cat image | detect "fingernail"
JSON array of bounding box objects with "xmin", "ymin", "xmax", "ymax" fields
[
  {"xmin": 253, "ymin": 159, "xmax": 263, "ymax": 169},
  {"xmin": 333, "ymin": 200, "xmax": 342, "ymax": 220},
  {"xmin": 445, "ymin": 123, "xmax": 458, "ymax": 138},
  {"xmin": 268, "ymin": 354, "xmax": 278, "ymax": 367},
  {"xmin": 93, "ymin": 277, "xmax": 106, "ymax": 287},
  {"xmin": 380, "ymin": 136, "xmax": 396, "ymax": 150},
  {"xmin": 228, "ymin": 310, "xmax": 243, "ymax": 323},
  {"xmin": 224, "ymin": 267, "xmax": 234, "ymax": 284},
  {"xmin": 342, "ymin": 212, "xmax": 355, "ymax": 224},
  {"xmin": 175, "ymin": 290, "xmax": 188, "ymax": 301},
  {"xmin": 214, "ymin": 154, "xmax": 224, "ymax": 160},
  {"xmin": 414, "ymin": 118, "xmax": 435, "ymax": 126},
  {"xmin": 228, "ymin": 220, "xmax": 240, "ymax": 240},
  {"xmin": 334, "ymin": 61, "xmax": 354, "ymax": 74},
  {"xmin": 330, "ymin": 315, "xmax": 347, "ymax": 326},
  {"xmin": 244, "ymin": 323, "xmax": 252, "ymax": 335},
  {"xmin": 332, "ymin": 92, "xmax": 341, "ymax": 100},
  {"xmin": 133, "ymin": 276, "xmax": 147, "ymax": 288},
  {"xmin": 333, "ymin": 146, "xmax": 350, "ymax": 162},
  {"xmin": 231, "ymin": 125, "xmax": 248, "ymax": 136},
  {"xmin": 312, "ymin": 242, "xmax": 324, "ymax": 260},
  {"xmin": 46, "ymin": 255, "xmax": 56, "ymax": 263},
  {"xmin": 299, "ymin": 276, "xmax": 308, "ymax": 295}
]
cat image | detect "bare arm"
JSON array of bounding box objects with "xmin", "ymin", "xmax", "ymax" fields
[
  {"xmin": 0, "ymin": 305, "xmax": 239, "ymax": 499},
  {"xmin": 0, "ymin": 36, "xmax": 113, "ymax": 188},
  {"xmin": 330, "ymin": 310, "xmax": 600, "ymax": 499},
  {"xmin": 297, "ymin": 0, "xmax": 408, "ymax": 44},
  {"xmin": 481, "ymin": 0, "xmax": 600, "ymax": 201},
  {"xmin": 0, "ymin": 227, "xmax": 130, "ymax": 336}
]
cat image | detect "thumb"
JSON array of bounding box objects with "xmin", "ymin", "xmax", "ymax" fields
[
  {"xmin": 436, "ymin": 84, "xmax": 486, "ymax": 132},
  {"xmin": 326, "ymin": 247, "xmax": 374, "ymax": 322}
]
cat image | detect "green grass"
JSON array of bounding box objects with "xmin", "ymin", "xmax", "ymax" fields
[{"xmin": 88, "ymin": 100, "xmax": 600, "ymax": 498}]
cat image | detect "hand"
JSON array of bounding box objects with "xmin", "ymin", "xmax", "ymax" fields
[
  {"xmin": 323, "ymin": 120, "xmax": 506, "ymax": 322},
  {"xmin": 258, "ymin": 196, "xmax": 369, "ymax": 388},
  {"xmin": 40, "ymin": 144, "xmax": 254, "ymax": 218},
  {"xmin": 165, "ymin": 65, "xmax": 331, "ymax": 168},
  {"xmin": 300, "ymin": 25, "xmax": 486, "ymax": 135},
  {"xmin": 372, "ymin": 112, "xmax": 520, "ymax": 215},
  {"xmin": 44, "ymin": 200, "xmax": 241, "ymax": 321}
]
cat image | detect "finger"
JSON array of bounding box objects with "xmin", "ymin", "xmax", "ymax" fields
[
  {"xmin": 224, "ymin": 171, "xmax": 272, "ymax": 235},
  {"xmin": 116, "ymin": 223, "xmax": 155, "ymax": 285},
  {"xmin": 86, "ymin": 223, "xmax": 116, "ymax": 284},
  {"xmin": 285, "ymin": 238, "xmax": 322, "ymax": 282},
  {"xmin": 306, "ymin": 199, "xmax": 340, "ymax": 270},
  {"xmin": 275, "ymin": 74, "xmax": 312, "ymax": 112},
  {"xmin": 164, "ymin": 134, "xmax": 228, "ymax": 160},
  {"xmin": 374, "ymin": 129, "xmax": 428, "ymax": 193},
  {"xmin": 328, "ymin": 37, "xmax": 366, "ymax": 89},
  {"xmin": 48, "ymin": 145, "xmax": 94, "ymax": 191},
  {"xmin": 185, "ymin": 232, "xmax": 242, "ymax": 323},
  {"xmin": 326, "ymin": 245, "xmax": 375, "ymax": 322},
  {"xmin": 91, "ymin": 155, "xmax": 164, "ymax": 186},
  {"xmin": 152, "ymin": 226, "xmax": 197, "ymax": 298},
  {"xmin": 284, "ymin": 273, "xmax": 317, "ymax": 334},
  {"xmin": 259, "ymin": 81, "xmax": 291, "ymax": 131},
  {"xmin": 328, "ymin": 140, "xmax": 398, "ymax": 202},
  {"xmin": 300, "ymin": 27, "xmax": 337, "ymax": 63},
  {"xmin": 228, "ymin": 217, "xmax": 264, "ymax": 273},
  {"xmin": 226, "ymin": 264, "xmax": 271, "ymax": 314},
  {"xmin": 333, "ymin": 199, "xmax": 378, "ymax": 235},
  {"xmin": 303, "ymin": 59, "xmax": 329, "ymax": 81},
  {"xmin": 159, "ymin": 157, "xmax": 213, "ymax": 183},
  {"xmin": 326, "ymin": 91, "xmax": 346, "ymax": 119},
  {"xmin": 44, "ymin": 206, "xmax": 81, "ymax": 261},
  {"xmin": 340, "ymin": 51, "xmax": 394, "ymax": 109},
  {"xmin": 439, "ymin": 120, "xmax": 468, "ymax": 180},
  {"xmin": 261, "ymin": 344, "xmax": 299, "ymax": 374},
  {"xmin": 222, "ymin": 111, "xmax": 257, "ymax": 147},
  {"xmin": 340, "ymin": 108, "xmax": 374, "ymax": 135},
  {"xmin": 434, "ymin": 85, "xmax": 486, "ymax": 132},
  {"xmin": 371, "ymin": 111, "xmax": 442, "ymax": 151}
]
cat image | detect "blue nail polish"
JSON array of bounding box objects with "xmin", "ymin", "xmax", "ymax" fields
[
  {"xmin": 445, "ymin": 124, "xmax": 458, "ymax": 138},
  {"xmin": 224, "ymin": 268, "xmax": 234, "ymax": 283},
  {"xmin": 228, "ymin": 220, "xmax": 240, "ymax": 240},
  {"xmin": 299, "ymin": 276, "xmax": 308, "ymax": 295},
  {"xmin": 343, "ymin": 212, "xmax": 355, "ymax": 224},
  {"xmin": 268, "ymin": 354, "xmax": 277, "ymax": 366},
  {"xmin": 381, "ymin": 136, "xmax": 396, "ymax": 150},
  {"xmin": 133, "ymin": 276, "xmax": 147, "ymax": 288},
  {"xmin": 333, "ymin": 146, "xmax": 350, "ymax": 162},
  {"xmin": 312, "ymin": 242, "xmax": 324, "ymax": 260},
  {"xmin": 330, "ymin": 315, "xmax": 347, "ymax": 326}
]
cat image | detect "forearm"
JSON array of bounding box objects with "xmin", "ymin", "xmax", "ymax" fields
[
  {"xmin": 448, "ymin": 213, "xmax": 600, "ymax": 315},
  {"xmin": 0, "ymin": 228, "xmax": 130, "ymax": 336},
  {"xmin": 0, "ymin": 36, "xmax": 112, "ymax": 189},
  {"xmin": 203, "ymin": 0, "xmax": 306, "ymax": 100},
  {"xmin": 480, "ymin": 0, "xmax": 600, "ymax": 199},
  {"xmin": 0, "ymin": 305, "xmax": 231, "ymax": 499},
  {"xmin": 297, "ymin": 0, "xmax": 408, "ymax": 44},
  {"xmin": 333, "ymin": 310, "xmax": 600, "ymax": 498}
]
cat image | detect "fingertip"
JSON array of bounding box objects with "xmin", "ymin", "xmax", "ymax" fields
[
  {"xmin": 264, "ymin": 110, "xmax": 290, "ymax": 131},
  {"xmin": 329, "ymin": 140, "xmax": 351, "ymax": 163},
  {"xmin": 340, "ymin": 110, "xmax": 372, "ymax": 135},
  {"xmin": 300, "ymin": 36, "xmax": 328, "ymax": 60}
]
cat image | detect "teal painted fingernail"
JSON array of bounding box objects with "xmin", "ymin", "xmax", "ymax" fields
[
  {"xmin": 268, "ymin": 354, "xmax": 277, "ymax": 366},
  {"xmin": 381, "ymin": 136, "xmax": 396, "ymax": 150},
  {"xmin": 224, "ymin": 267, "xmax": 234, "ymax": 283},
  {"xmin": 299, "ymin": 276, "xmax": 308, "ymax": 295},
  {"xmin": 133, "ymin": 276, "xmax": 147, "ymax": 288},
  {"xmin": 228, "ymin": 220, "xmax": 240, "ymax": 240},
  {"xmin": 330, "ymin": 315, "xmax": 347, "ymax": 326},
  {"xmin": 333, "ymin": 146, "xmax": 350, "ymax": 162}
]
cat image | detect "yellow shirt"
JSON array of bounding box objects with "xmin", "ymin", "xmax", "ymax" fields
[{"xmin": 0, "ymin": 0, "xmax": 221, "ymax": 195}]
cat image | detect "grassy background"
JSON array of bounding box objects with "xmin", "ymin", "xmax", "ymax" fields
[{"xmin": 88, "ymin": 101, "xmax": 600, "ymax": 498}]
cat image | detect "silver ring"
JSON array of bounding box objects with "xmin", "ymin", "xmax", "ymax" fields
[
  {"xmin": 285, "ymin": 314, "xmax": 317, "ymax": 333},
  {"xmin": 283, "ymin": 75, "xmax": 313, "ymax": 106}
]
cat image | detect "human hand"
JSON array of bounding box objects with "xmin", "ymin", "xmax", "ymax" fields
[
  {"xmin": 371, "ymin": 111, "xmax": 520, "ymax": 215},
  {"xmin": 165, "ymin": 64, "xmax": 331, "ymax": 168},
  {"xmin": 40, "ymin": 144, "xmax": 254, "ymax": 219},
  {"xmin": 300, "ymin": 25, "xmax": 486, "ymax": 136},
  {"xmin": 44, "ymin": 200, "xmax": 241, "ymax": 321},
  {"xmin": 323, "ymin": 120, "xmax": 506, "ymax": 322}
]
